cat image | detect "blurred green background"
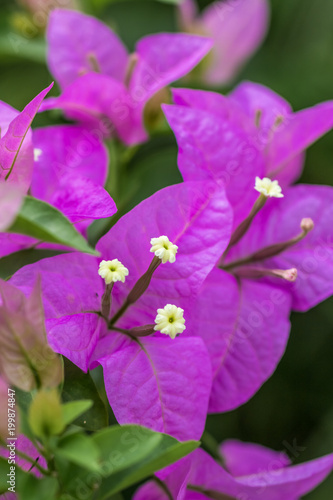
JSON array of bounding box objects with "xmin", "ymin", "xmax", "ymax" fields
[{"xmin": 1, "ymin": 0, "xmax": 333, "ymax": 498}]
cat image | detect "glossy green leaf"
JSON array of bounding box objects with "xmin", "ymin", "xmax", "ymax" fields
[
  {"xmin": 0, "ymin": 249, "xmax": 67, "ymax": 281},
  {"xmin": 62, "ymin": 360, "xmax": 108, "ymax": 431},
  {"xmin": 56, "ymin": 433, "xmax": 101, "ymax": 472},
  {"xmin": 54, "ymin": 425, "xmax": 198, "ymax": 498},
  {"xmin": 97, "ymin": 429, "xmax": 199, "ymax": 497},
  {"xmin": 7, "ymin": 196, "xmax": 98, "ymax": 255},
  {"xmin": 62, "ymin": 400, "xmax": 94, "ymax": 426},
  {"xmin": 91, "ymin": 426, "xmax": 198, "ymax": 498}
]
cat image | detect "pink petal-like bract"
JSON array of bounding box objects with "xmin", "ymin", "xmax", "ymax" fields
[
  {"xmin": 0, "ymin": 84, "xmax": 53, "ymax": 192},
  {"xmin": 47, "ymin": 9, "xmax": 129, "ymax": 90}
]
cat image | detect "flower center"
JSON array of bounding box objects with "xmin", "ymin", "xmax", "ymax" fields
[{"xmin": 154, "ymin": 304, "xmax": 186, "ymax": 339}]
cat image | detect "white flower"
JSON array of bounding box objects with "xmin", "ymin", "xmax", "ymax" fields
[
  {"xmin": 98, "ymin": 259, "xmax": 129, "ymax": 284},
  {"xmin": 154, "ymin": 304, "xmax": 186, "ymax": 339},
  {"xmin": 150, "ymin": 235, "xmax": 178, "ymax": 264},
  {"xmin": 254, "ymin": 177, "xmax": 283, "ymax": 198},
  {"xmin": 34, "ymin": 148, "xmax": 42, "ymax": 162}
]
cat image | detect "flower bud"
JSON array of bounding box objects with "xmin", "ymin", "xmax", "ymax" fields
[{"xmin": 300, "ymin": 218, "xmax": 314, "ymax": 233}]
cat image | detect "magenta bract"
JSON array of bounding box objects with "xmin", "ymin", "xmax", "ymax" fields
[
  {"xmin": 42, "ymin": 9, "xmax": 213, "ymax": 145},
  {"xmin": 163, "ymin": 85, "xmax": 333, "ymax": 412},
  {"xmin": 10, "ymin": 181, "xmax": 233, "ymax": 440},
  {"xmin": 178, "ymin": 0, "xmax": 270, "ymax": 86},
  {"xmin": 135, "ymin": 441, "xmax": 333, "ymax": 500},
  {"xmin": 0, "ymin": 84, "xmax": 53, "ymax": 192}
]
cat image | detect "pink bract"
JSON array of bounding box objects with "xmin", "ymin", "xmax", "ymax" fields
[
  {"xmin": 178, "ymin": 0, "xmax": 270, "ymax": 86},
  {"xmin": 10, "ymin": 181, "xmax": 233, "ymax": 440},
  {"xmin": 42, "ymin": 9, "xmax": 213, "ymax": 145},
  {"xmin": 135, "ymin": 441, "xmax": 333, "ymax": 500}
]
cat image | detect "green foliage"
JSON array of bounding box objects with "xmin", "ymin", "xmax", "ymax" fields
[
  {"xmin": 62, "ymin": 400, "xmax": 94, "ymax": 426},
  {"xmin": 0, "ymin": 249, "xmax": 67, "ymax": 281},
  {"xmin": 62, "ymin": 360, "xmax": 109, "ymax": 431},
  {"xmin": 1, "ymin": 1, "xmax": 333, "ymax": 498},
  {"xmin": 7, "ymin": 196, "xmax": 98, "ymax": 255},
  {"xmin": 54, "ymin": 425, "xmax": 199, "ymax": 499},
  {"xmin": 28, "ymin": 389, "xmax": 65, "ymax": 439},
  {"xmin": 0, "ymin": 456, "xmax": 10, "ymax": 494},
  {"xmin": 93, "ymin": 426, "xmax": 198, "ymax": 497},
  {"xmin": 56, "ymin": 433, "xmax": 101, "ymax": 472},
  {"xmin": 17, "ymin": 474, "xmax": 59, "ymax": 500}
]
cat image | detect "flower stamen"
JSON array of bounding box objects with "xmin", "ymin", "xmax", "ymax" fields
[
  {"xmin": 98, "ymin": 259, "xmax": 129, "ymax": 284},
  {"xmin": 150, "ymin": 235, "xmax": 178, "ymax": 264},
  {"xmin": 154, "ymin": 304, "xmax": 186, "ymax": 339},
  {"xmin": 254, "ymin": 177, "xmax": 284, "ymax": 198}
]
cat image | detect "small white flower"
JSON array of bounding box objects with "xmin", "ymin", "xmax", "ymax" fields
[
  {"xmin": 34, "ymin": 148, "xmax": 42, "ymax": 162},
  {"xmin": 154, "ymin": 304, "xmax": 186, "ymax": 339},
  {"xmin": 254, "ymin": 177, "xmax": 284, "ymax": 198},
  {"xmin": 98, "ymin": 259, "xmax": 129, "ymax": 284},
  {"xmin": 150, "ymin": 235, "xmax": 178, "ymax": 264}
]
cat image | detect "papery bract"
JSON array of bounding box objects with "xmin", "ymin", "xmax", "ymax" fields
[
  {"xmin": 164, "ymin": 87, "xmax": 333, "ymax": 412},
  {"xmin": 10, "ymin": 181, "xmax": 233, "ymax": 440},
  {"xmin": 163, "ymin": 101, "xmax": 265, "ymax": 229},
  {"xmin": 178, "ymin": 0, "xmax": 270, "ymax": 86},
  {"xmin": 183, "ymin": 268, "xmax": 291, "ymax": 412},
  {"xmin": 168, "ymin": 84, "xmax": 333, "ymax": 188},
  {"xmin": 32, "ymin": 124, "xmax": 115, "ymax": 224},
  {"xmin": 0, "ymin": 84, "xmax": 53, "ymax": 192},
  {"xmin": 42, "ymin": 9, "xmax": 213, "ymax": 145},
  {"xmin": 0, "ymin": 278, "xmax": 63, "ymax": 391},
  {"xmin": 225, "ymin": 184, "xmax": 333, "ymax": 312},
  {"xmin": 135, "ymin": 442, "xmax": 333, "ymax": 500},
  {"xmin": 0, "ymin": 124, "xmax": 116, "ymax": 258},
  {"xmin": 47, "ymin": 8, "xmax": 128, "ymax": 89},
  {"xmin": 0, "ymin": 183, "xmax": 24, "ymax": 231}
]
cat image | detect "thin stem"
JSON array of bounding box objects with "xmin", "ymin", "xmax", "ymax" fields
[
  {"xmin": 108, "ymin": 299, "xmax": 130, "ymax": 327},
  {"xmin": 201, "ymin": 431, "xmax": 225, "ymax": 465},
  {"xmin": 223, "ymin": 194, "xmax": 267, "ymax": 256},
  {"xmin": 109, "ymin": 257, "xmax": 160, "ymax": 327},
  {"xmin": 15, "ymin": 448, "xmax": 50, "ymax": 476},
  {"xmin": 188, "ymin": 485, "xmax": 236, "ymax": 500},
  {"xmin": 222, "ymin": 224, "xmax": 310, "ymax": 271},
  {"xmin": 151, "ymin": 476, "xmax": 173, "ymax": 500}
]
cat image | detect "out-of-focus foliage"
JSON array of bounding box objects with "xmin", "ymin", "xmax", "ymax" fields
[{"xmin": 1, "ymin": 0, "xmax": 333, "ymax": 498}]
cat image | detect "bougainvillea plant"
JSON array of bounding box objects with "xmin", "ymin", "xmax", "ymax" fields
[{"xmin": 0, "ymin": 2, "xmax": 333, "ymax": 500}]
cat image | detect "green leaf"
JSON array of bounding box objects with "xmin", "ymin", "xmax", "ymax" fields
[
  {"xmin": 28, "ymin": 389, "xmax": 65, "ymax": 439},
  {"xmin": 17, "ymin": 473, "xmax": 59, "ymax": 500},
  {"xmin": 54, "ymin": 425, "xmax": 198, "ymax": 498},
  {"xmin": 97, "ymin": 428, "xmax": 199, "ymax": 497},
  {"xmin": 56, "ymin": 433, "xmax": 101, "ymax": 472},
  {"xmin": 62, "ymin": 400, "xmax": 94, "ymax": 426},
  {"xmin": 61, "ymin": 360, "xmax": 108, "ymax": 431},
  {"xmin": 7, "ymin": 196, "xmax": 98, "ymax": 255},
  {"xmin": 0, "ymin": 249, "xmax": 67, "ymax": 280},
  {"xmin": 0, "ymin": 456, "xmax": 9, "ymax": 494}
]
